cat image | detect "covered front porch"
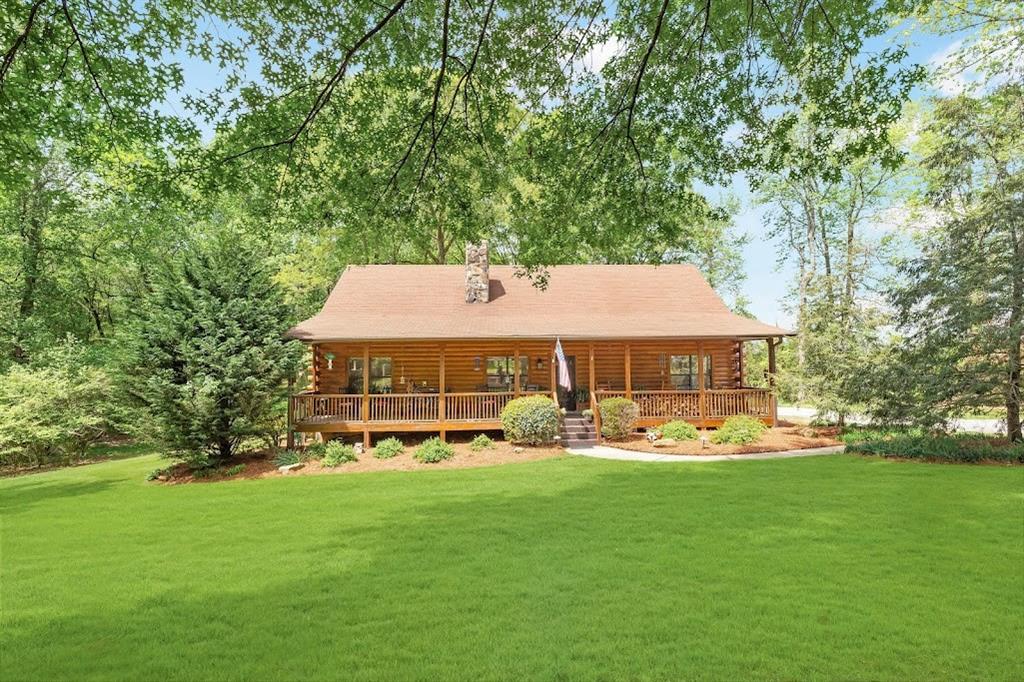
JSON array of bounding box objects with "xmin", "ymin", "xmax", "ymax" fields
[{"xmin": 288, "ymin": 337, "xmax": 781, "ymax": 446}]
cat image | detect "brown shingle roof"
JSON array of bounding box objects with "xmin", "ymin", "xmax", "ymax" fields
[{"xmin": 287, "ymin": 264, "xmax": 792, "ymax": 341}]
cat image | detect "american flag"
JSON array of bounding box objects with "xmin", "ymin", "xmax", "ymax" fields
[{"xmin": 555, "ymin": 337, "xmax": 572, "ymax": 390}]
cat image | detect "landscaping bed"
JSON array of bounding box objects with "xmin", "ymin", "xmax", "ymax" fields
[
  {"xmin": 841, "ymin": 427, "xmax": 1023, "ymax": 464},
  {"xmin": 609, "ymin": 424, "xmax": 840, "ymax": 456},
  {"xmin": 155, "ymin": 434, "xmax": 565, "ymax": 483}
]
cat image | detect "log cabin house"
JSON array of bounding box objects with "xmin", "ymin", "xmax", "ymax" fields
[{"xmin": 286, "ymin": 243, "xmax": 791, "ymax": 447}]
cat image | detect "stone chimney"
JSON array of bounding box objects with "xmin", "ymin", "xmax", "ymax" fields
[{"xmin": 465, "ymin": 241, "xmax": 490, "ymax": 303}]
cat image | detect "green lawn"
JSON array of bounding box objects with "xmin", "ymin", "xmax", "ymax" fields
[{"xmin": 2, "ymin": 453, "xmax": 1022, "ymax": 680}]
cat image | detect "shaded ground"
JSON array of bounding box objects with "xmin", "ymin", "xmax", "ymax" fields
[
  {"xmin": 610, "ymin": 425, "xmax": 840, "ymax": 456},
  {"xmin": 2, "ymin": 452, "xmax": 1022, "ymax": 681}
]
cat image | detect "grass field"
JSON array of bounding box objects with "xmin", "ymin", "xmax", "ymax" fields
[{"xmin": 2, "ymin": 452, "xmax": 1022, "ymax": 680}]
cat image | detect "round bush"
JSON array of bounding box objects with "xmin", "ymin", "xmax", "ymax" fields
[
  {"xmin": 500, "ymin": 396, "xmax": 560, "ymax": 445},
  {"xmin": 469, "ymin": 434, "xmax": 495, "ymax": 451},
  {"xmin": 659, "ymin": 420, "xmax": 699, "ymax": 441},
  {"xmin": 323, "ymin": 441, "xmax": 358, "ymax": 467},
  {"xmin": 374, "ymin": 437, "xmax": 404, "ymax": 459},
  {"xmin": 414, "ymin": 436, "xmax": 455, "ymax": 463},
  {"xmin": 711, "ymin": 415, "xmax": 768, "ymax": 445},
  {"xmin": 599, "ymin": 397, "xmax": 639, "ymax": 440}
]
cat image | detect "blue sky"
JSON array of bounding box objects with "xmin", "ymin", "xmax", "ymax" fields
[
  {"xmin": 735, "ymin": 29, "xmax": 958, "ymax": 327},
  {"xmin": 168, "ymin": 14, "xmax": 959, "ymax": 328}
]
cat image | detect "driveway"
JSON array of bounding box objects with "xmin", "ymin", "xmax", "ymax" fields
[{"xmin": 777, "ymin": 406, "xmax": 1005, "ymax": 435}]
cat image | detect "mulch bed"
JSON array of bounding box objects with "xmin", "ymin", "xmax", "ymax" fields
[
  {"xmin": 157, "ymin": 437, "xmax": 567, "ymax": 484},
  {"xmin": 608, "ymin": 425, "xmax": 841, "ymax": 456}
]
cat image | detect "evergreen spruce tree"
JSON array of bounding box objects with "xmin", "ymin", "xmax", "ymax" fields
[{"xmin": 127, "ymin": 233, "xmax": 303, "ymax": 462}]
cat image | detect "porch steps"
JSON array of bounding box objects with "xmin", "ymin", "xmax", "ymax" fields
[{"xmin": 561, "ymin": 412, "xmax": 597, "ymax": 448}]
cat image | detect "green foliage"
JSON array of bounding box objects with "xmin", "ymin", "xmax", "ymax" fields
[
  {"xmin": 711, "ymin": 416, "xmax": 767, "ymax": 445},
  {"xmin": 469, "ymin": 434, "xmax": 495, "ymax": 451},
  {"xmin": 304, "ymin": 442, "xmax": 327, "ymax": 459},
  {"xmin": 146, "ymin": 467, "xmax": 170, "ymax": 482},
  {"xmin": 323, "ymin": 442, "xmax": 358, "ymax": 467},
  {"xmin": 274, "ymin": 450, "xmax": 301, "ymax": 467},
  {"xmin": 598, "ymin": 398, "xmax": 639, "ymax": 440},
  {"xmin": 869, "ymin": 87, "xmax": 1023, "ymax": 442},
  {"xmin": 414, "ymin": 437, "xmax": 454, "ymax": 463},
  {"xmin": 845, "ymin": 432, "xmax": 1024, "ymax": 464},
  {"xmin": 124, "ymin": 232, "xmax": 303, "ymax": 461},
  {"xmin": 0, "ymin": 340, "xmax": 115, "ymax": 467},
  {"xmin": 659, "ymin": 421, "xmax": 699, "ymax": 441},
  {"xmin": 225, "ymin": 463, "xmax": 246, "ymax": 476},
  {"xmin": 374, "ymin": 437, "xmax": 404, "ymax": 459},
  {"xmin": 500, "ymin": 396, "xmax": 560, "ymax": 445}
]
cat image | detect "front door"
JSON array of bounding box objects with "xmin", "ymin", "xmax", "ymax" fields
[{"xmin": 557, "ymin": 355, "xmax": 577, "ymax": 410}]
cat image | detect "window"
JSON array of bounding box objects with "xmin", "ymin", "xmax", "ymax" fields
[
  {"xmin": 669, "ymin": 354, "xmax": 711, "ymax": 389},
  {"xmin": 485, "ymin": 356, "xmax": 529, "ymax": 389},
  {"xmin": 347, "ymin": 357, "xmax": 392, "ymax": 393}
]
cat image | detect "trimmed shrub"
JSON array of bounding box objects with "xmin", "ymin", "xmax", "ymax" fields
[
  {"xmin": 374, "ymin": 437, "xmax": 404, "ymax": 459},
  {"xmin": 414, "ymin": 437, "xmax": 454, "ymax": 463},
  {"xmin": 224, "ymin": 463, "xmax": 246, "ymax": 476},
  {"xmin": 469, "ymin": 434, "xmax": 495, "ymax": 451},
  {"xmin": 274, "ymin": 450, "xmax": 301, "ymax": 467},
  {"xmin": 599, "ymin": 397, "xmax": 639, "ymax": 440},
  {"xmin": 500, "ymin": 396, "xmax": 560, "ymax": 445},
  {"xmin": 844, "ymin": 433, "xmax": 1024, "ymax": 464},
  {"xmin": 304, "ymin": 441, "xmax": 327, "ymax": 459},
  {"xmin": 659, "ymin": 420, "xmax": 699, "ymax": 441},
  {"xmin": 323, "ymin": 441, "xmax": 358, "ymax": 467},
  {"xmin": 711, "ymin": 415, "xmax": 767, "ymax": 445}
]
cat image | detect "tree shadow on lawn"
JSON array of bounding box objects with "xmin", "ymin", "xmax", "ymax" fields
[
  {"xmin": 4, "ymin": 456, "xmax": 1020, "ymax": 681},
  {"xmin": 0, "ymin": 477, "xmax": 119, "ymax": 517}
]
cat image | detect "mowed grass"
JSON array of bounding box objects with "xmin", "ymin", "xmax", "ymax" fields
[{"xmin": 2, "ymin": 453, "xmax": 1022, "ymax": 681}]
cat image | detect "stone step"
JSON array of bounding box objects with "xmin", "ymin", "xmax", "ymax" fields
[
  {"xmin": 561, "ymin": 424, "xmax": 595, "ymax": 434},
  {"xmin": 564, "ymin": 438, "xmax": 598, "ymax": 447}
]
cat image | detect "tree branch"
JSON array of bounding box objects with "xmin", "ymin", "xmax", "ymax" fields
[
  {"xmin": 221, "ymin": 0, "xmax": 410, "ymax": 164},
  {"xmin": 1, "ymin": 0, "xmax": 45, "ymax": 91}
]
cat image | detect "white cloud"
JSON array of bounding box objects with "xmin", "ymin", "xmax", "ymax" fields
[
  {"xmin": 928, "ymin": 39, "xmax": 968, "ymax": 95},
  {"xmin": 581, "ymin": 36, "xmax": 624, "ymax": 74}
]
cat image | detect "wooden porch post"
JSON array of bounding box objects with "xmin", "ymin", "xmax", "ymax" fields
[
  {"xmin": 311, "ymin": 344, "xmax": 319, "ymax": 392},
  {"xmin": 767, "ymin": 337, "xmax": 778, "ymax": 426},
  {"xmin": 737, "ymin": 340, "xmax": 745, "ymax": 388},
  {"xmin": 513, "ymin": 344, "xmax": 521, "ymax": 397},
  {"xmin": 362, "ymin": 344, "xmax": 370, "ymax": 448},
  {"xmin": 438, "ymin": 345, "xmax": 446, "ymax": 442},
  {"xmin": 589, "ymin": 342, "xmax": 600, "ymax": 436},
  {"xmin": 697, "ymin": 340, "xmax": 707, "ymax": 428},
  {"xmin": 286, "ymin": 375, "xmax": 295, "ymax": 450},
  {"xmin": 624, "ymin": 344, "xmax": 632, "ymax": 399}
]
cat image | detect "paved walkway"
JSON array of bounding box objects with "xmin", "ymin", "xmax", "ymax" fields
[
  {"xmin": 778, "ymin": 406, "xmax": 1004, "ymax": 435},
  {"xmin": 566, "ymin": 444, "xmax": 845, "ymax": 462}
]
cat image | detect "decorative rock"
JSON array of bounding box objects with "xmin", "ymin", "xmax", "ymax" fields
[
  {"xmin": 513, "ymin": 446, "xmax": 524, "ymax": 453},
  {"xmin": 156, "ymin": 475, "xmax": 169, "ymax": 482},
  {"xmin": 652, "ymin": 438, "xmax": 677, "ymax": 448},
  {"xmin": 646, "ymin": 430, "xmax": 660, "ymax": 442},
  {"xmin": 278, "ymin": 463, "xmax": 305, "ymax": 474},
  {"xmin": 353, "ymin": 443, "xmax": 365, "ymax": 455}
]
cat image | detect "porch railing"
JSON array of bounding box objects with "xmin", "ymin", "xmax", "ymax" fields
[
  {"xmin": 593, "ymin": 388, "xmax": 773, "ymax": 421},
  {"xmin": 292, "ymin": 388, "xmax": 774, "ymax": 427},
  {"xmin": 292, "ymin": 391, "xmax": 527, "ymax": 425}
]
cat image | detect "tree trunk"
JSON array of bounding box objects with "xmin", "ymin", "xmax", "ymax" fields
[{"xmin": 1007, "ymin": 220, "xmax": 1023, "ymax": 442}]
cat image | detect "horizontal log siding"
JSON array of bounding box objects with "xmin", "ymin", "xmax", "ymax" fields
[{"xmin": 312, "ymin": 339, "xmax": 741, "ymax": 395}]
